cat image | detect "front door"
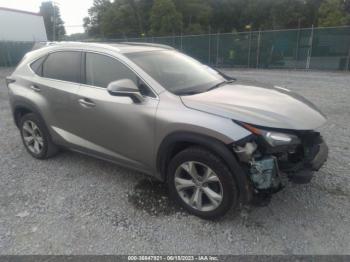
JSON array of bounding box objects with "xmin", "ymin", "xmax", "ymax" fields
[{"xmin": 74, "ymin": 52, "xmax": 159, "ymax": 172}]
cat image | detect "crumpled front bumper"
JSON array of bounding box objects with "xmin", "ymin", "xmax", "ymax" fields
[
  {"xmin": 247, "ymin": 137, "xmax": 329, "ymax": 206},
  {"xmin": 235, "ymin": 130, "xmax": 329, "ymax": 194},
  {"xmin": 287, "ymin": 137, "xmax": 328, "ymax": 184},
  {"xmin": 309, "ymin": 139, "xmax": 329, "ymax": 171}
]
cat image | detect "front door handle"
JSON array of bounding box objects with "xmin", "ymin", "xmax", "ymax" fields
[
  {"xmin": 78, "ymin": 98, "xmax": 96, "ymax": 108},
  {"xmin": 30, "ymin": 85, "xmax": 41, "ymax": 92}
]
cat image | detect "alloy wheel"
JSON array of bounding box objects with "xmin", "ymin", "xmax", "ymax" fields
[
  {"xmin": 174, "ymin": 161, "xmax": 223, "ymax": 212},
  {"xmin": 22, "ymin": 120, "xmax": 44, "ymax": 155}
]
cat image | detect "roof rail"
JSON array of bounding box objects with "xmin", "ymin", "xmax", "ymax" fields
[
  {"xmin": 31, "ymin": 41, "xmax": 58, "ymax": 51},
  {"xmin": 119, "ymin": 42, "xmax": 174, "ymax": 50}
]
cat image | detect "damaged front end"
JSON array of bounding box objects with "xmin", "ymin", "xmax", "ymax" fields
[{"xmin": 233, "ymin": 123, "xmax": 328, "ymax": 199}]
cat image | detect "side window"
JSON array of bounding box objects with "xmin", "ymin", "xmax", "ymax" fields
[
  {"xmin": 85, "ymin": 52, "xmax": 156, "ymax": 98},
  {"xmin": 42, "ymin": 51, "xmax": 81, "ymax": 83},
  {"xmin": 85, "ymin": 53, "xmax": 137, "ymax": 88},
  {"xmin": 30, "ymin": 56, "xmax": 46, "ymax": 76}
]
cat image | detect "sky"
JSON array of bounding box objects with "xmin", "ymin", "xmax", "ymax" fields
[{"xmin": 0, "ymin": 0, "xmax": 94, "ymax": 35}]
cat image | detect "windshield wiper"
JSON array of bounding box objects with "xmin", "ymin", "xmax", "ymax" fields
[
  {"xmin": 177, "ymin": 79, "xmax": 236, "ymax": 96},
  {"xmin": 176, "ymin": 90, "xmax": 203, "ymax": 96},
  {"xmin": 207, "ymin": 79, "xmax": 235, "ymax": 92},
  {"xmin": 214, "ymin": 68, "xmax": 237, "ymax": 81}
]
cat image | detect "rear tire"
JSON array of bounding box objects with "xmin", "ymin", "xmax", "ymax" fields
[
  {"xmin": 19, "ymin": 113, "xmax": 58, "ymax": 159},
  {"xmin": 167, "ymin": 146, "xmax": 238, "ymax": 219}
]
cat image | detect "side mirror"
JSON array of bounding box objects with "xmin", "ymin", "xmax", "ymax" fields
[{"xmin": 107, "ymin": 79, "xmax": 144, "ymax": 103}]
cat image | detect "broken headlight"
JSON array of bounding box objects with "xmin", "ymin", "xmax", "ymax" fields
[
  {"xmin": 263, "ymin": 131, "xmax": 299, "ymax": 147},
  {"xmin": 241, "ymin": 123, "xmax": 300, "ymax": 147}
]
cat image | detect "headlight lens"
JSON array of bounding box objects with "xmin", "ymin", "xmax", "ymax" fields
[
  {"xmin": 241, "ymin": 123, "xmax": 300, "ymax": 147},
  {"xmin": 263, "ymin": 131, "xmax": 298, "ymax": 146}
]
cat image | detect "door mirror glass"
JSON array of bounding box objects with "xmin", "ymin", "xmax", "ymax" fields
[{"xmin": 107, "ymin": 79, "xmax": 145, "ymax": 103}]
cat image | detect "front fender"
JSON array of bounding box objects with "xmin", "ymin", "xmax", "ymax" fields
[{"xmin": 156, "ymin": 131, "xmax": 253, "ymax": 204}]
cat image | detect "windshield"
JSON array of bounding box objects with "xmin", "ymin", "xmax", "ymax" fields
[{"xmin": 126, "ymin": 50, "xmax": 226, "ymax": 95}]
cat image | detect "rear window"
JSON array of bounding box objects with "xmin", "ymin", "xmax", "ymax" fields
[{"xmin": 42, "ymin": 51, "xmax": 81, "ymax": 83}]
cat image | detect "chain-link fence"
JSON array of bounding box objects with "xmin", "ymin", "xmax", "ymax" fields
[
  {"xmin": 0, "ymin": 41, "xmax": 34, "ymax": 67},
  {"xmin": 1, "ymin": 26, "xmax": 350, "ymax": 70},
  {"xmin": 106, "ymin": 26, "xmax": 350, "ymax": 71}
]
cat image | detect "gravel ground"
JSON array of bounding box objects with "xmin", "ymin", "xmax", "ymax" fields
[{"xmin": 0, "ymin": 67, "xmax": 350, "ymax": 255}]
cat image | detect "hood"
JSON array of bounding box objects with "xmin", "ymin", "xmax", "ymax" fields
[{"xmin": 180, "ymin": 80, "xmax": 327, "ymax": 130}]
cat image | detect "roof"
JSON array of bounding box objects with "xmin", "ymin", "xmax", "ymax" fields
[
  {"xmin": 0, "ymin": 7, "xmax": 42, "ymax": 17},
  {"xmin": 32, "ymin": 41, "xmax": 174, "ymax": 53}
]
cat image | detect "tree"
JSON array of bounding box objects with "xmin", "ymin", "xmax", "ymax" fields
[
  {"xmin": 101, "ymin": 0, "xmax": 149, "ymax": 38},
  {"xmin": 209, "ymin": 0, "xmax": 246, "ymax": 32},
  {"xmin": 83, "ymin": 0, "xmax": 350, "ymax": 39},
  {"xmin": 345, "ymin": 0, "xmax": 350, "ymax": 12},
  {"xmin": 83, "ymin": 0, "xmax": 112, "ymax": 37},
  {"xmin": 268, "ymin": 0, "xmax": 309, "ymax": 29},
  {"xmin": 173, "ymin": 0, "xmax": 212, "ymax": 34},
  {"xmin": 318, "ymin": 0, "xmax": 350, "ymax": 26},
  {"xmin": 135, "ymin": 0, "xmax": 155, "ymax": 36},
  {"xmin": 149, "ymin": 0, "xmax": 183, "ymax": 36},
  {"xmin": 40, "ymin": 1, "xmax": 66, "ymax": 41},
  {"xmin": 64, "ymin": 32, "xmax": 88, "ymax": 41},
  {"xmin": 84, "ymin": 0, "xmax": 153, "ymax": 38},
  {"xmin": 303, "ymin": 0, "xmax": 325, "ymax": 26}
]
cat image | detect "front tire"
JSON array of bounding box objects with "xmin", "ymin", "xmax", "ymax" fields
[
  {"xmin": 19, "ymin": 113, "xmax": 58, "ymax": 159},
  {"xmin": 167, "ymin": 146, "xmax": 238, "ymax": 219}
]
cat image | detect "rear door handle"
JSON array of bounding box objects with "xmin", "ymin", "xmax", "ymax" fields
[
  {"xmin": 30, "ymin": 85, "xmax": 41, "ymax": 92},
  {"xmin": 78, "ymin": 98, "xmax": 96, "ymax": 108}
]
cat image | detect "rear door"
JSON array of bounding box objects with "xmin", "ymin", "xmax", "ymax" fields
[{"xmin": 32, "ymin": 51, "xmax": 82, "ymax": 145}]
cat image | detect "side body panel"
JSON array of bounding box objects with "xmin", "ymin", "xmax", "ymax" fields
[
  {"xmin": 8, "ymin": 66, "xmax": 81, "ymax": 146},
  {"xmin": 30, "ymin": 76, "xmax": 81, "ymax": 145},
  {"xmin": 155, "ymin": 92, "xmax": 251, "ymax": 146},
  {"xmin": 153, "ymin": 92, "xmax": 251, "ymax": 178},
  {"xmin": 68, "ymin": 85, "xmax": 159, "ymax": 174}
]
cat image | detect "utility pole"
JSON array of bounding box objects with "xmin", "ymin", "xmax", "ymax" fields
[
  {"xmin": 52, "ymin": 2, "xmax": 56, "ymax": 41},
  {"xmin": 51, "ymin": 1, "xmax": 60, "ymax": 41}
]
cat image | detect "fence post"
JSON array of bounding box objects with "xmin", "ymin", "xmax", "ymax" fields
[
  {"xmin": 295, "ymin": 26, "xmax": 301, "ymax": 69},
  {"xmin": 346, "ymin": 46, "xmax": 350, "ymax": 71},
  {"xmin": 208, "ymin": 26, "xmax": 211, "ymax": 65},
  {"xmin": 216, "ymin": 31, "xmax": 220, "ymax": 67},
  {"xmin": 180, "ymin": 32, "xmax": 183, "ymax": 51},
  {"xmin": 256, "ymin": 30, "xmax": 261, "ymax": 68},
  {"xmin": 5, "ymin": 42, "xmax": 12, "ymax": 67},
  {"xmin": 247, "ymin": 30, "xmax": 252, "ymax": 68},
  {"xmin": 306, "ymin": 25, "xmax": 314, "ymax": 70}
]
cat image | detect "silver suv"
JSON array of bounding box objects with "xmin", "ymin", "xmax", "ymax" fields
[{"xmin": 6, "ymin": 42, "xmax": 328, "ymax": 219}]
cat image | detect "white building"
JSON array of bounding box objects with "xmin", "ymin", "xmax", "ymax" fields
[{"xmin": 0, "ymin": 7, "xmax": 47, "ymax": 41}]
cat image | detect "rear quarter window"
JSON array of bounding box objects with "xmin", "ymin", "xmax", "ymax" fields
[{"xmin": 30, "ymin": 56, "xmax": 46, "ymax": 76}]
